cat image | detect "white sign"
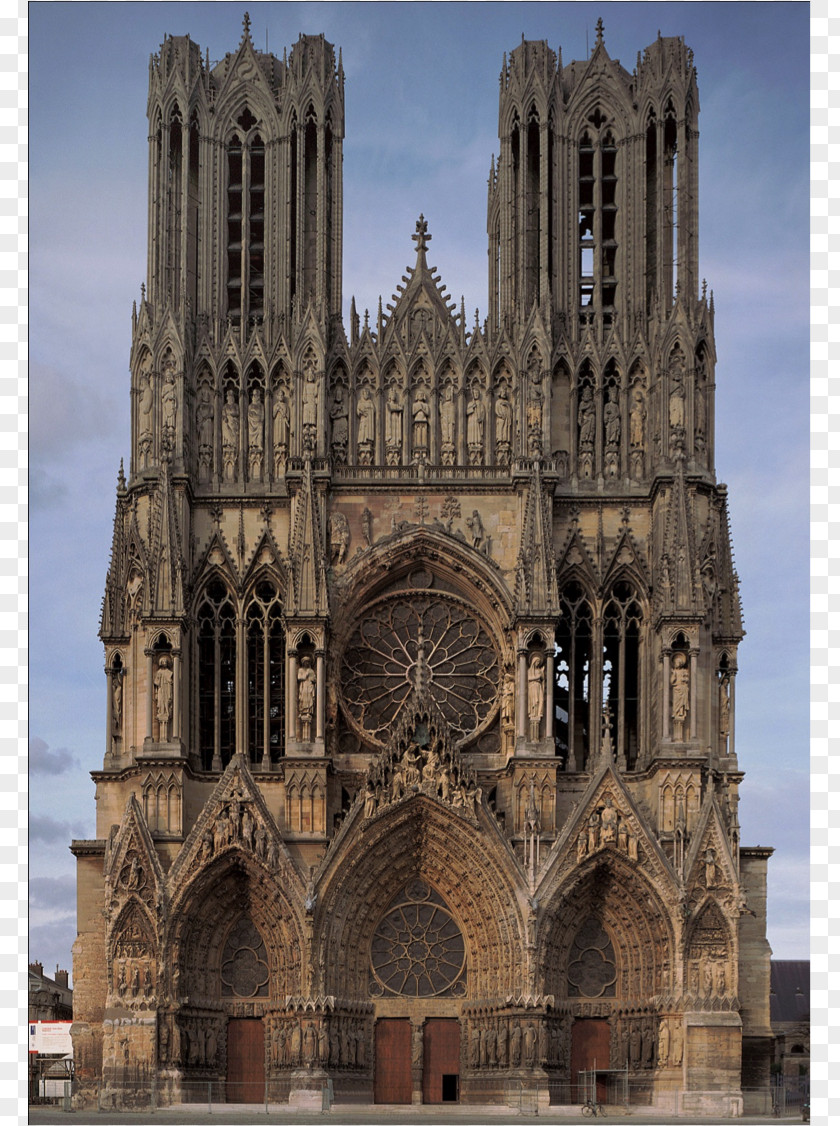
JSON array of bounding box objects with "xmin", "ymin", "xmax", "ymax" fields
[{"xmin": 29, "ymin": 1022, "xmax": 73, "ymax": 1055}]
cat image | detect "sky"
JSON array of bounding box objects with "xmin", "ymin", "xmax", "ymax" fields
[{"xmin": 28, "ymin": 1, "xmax": 809, "ymax": 980}]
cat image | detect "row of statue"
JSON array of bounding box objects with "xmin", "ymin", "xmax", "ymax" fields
[
  {"xmin": 197, "ymin": 794, "xmax": 281, "ymax": 868},
  {"xmin": 114, "ymin": 960, "xmax": 155, "ymax": 1002},
  {"xmin": 159, "ymin": 1016, "xmax": 220, "ymax": 1069},
  {"xmin": 362, "ymin": 734, "xmax": 482, "ymax": 818},
  {"xmin": 576, "ymin": 796, "xmax": 640, "ymax": 861},
  {"xmin": 268, "ymin": 1018, "xmax": 366, "ymax": 1069},
  {"xmin": 468, "ymin": 1017, "xmax": 549, "ymax": 1070}
]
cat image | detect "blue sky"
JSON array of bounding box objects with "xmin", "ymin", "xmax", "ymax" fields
[{"xmin": 29, "ymin": 1, "xmax": 809, "ymax": 977}]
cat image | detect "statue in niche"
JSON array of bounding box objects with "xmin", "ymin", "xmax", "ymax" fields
[
  {"xmin": 302, "ymin": 361, "xmax": 320, "ymax": 452},
  {"xmin": 600, "ymin": 795, "xmax": 618, "ymax": 843},
  {"xmin": 297, "ymin": 656, "xmax": 316, "ymax": 741},
  {"xmin": 719, "ymin": 675, "xmax": 731, "ymax": 745},
  {"xmin": 329, "ymin": 385, "xmax": 349, "ymax": 463},
  {"xmin": 465, "ymin": 509, "xmax": 486, "ymax": 552},
  {"xmin": 527, "ymin": 654, "xmax": 544, "ymax": 741},
  {"xmin": 716, "ymin": 962, "xmax": 727, "ymax": 994},
  {"xmin": 630, "ymin": 385, "xmax": 646, "ymax": 448},
  {"xmin": 440, "ymin": 382, "xmax": 456, "ymax": 464},
  {"xmin": 385, "ymin": 384, "xmax": 403, "ymax": 465},
  {"xmin": 356, "ymin": 384, "xmax": 375, "ymax": 464},
  {"xmin": 670, "ymin": 653, "xmax": 690, "ymax": 740},
  {"xmin": 671, "ymin": 1021, "xmax": 683, "ymax": 1065},
  {"xmin": 161, "ymin": 360, "xmax": 177, "ymax": 454},
  {"xmin": 578, "ymin": 384, "xmax": 595, "ymax": 448},
  {"xmin": 112, "ymin": 673, "xmax": 123, "ymax": 732},
  {"xmin": 273, "ymin": 391, "xmax": 290, "ymax": 473},
  {"xmin": 222, "ymin": 388, "xmax": 239, "ymax": 481},
  {"xmin": 196, "ymin": 384, "xmax": 214, "ymax": 480},
  {"xmin": 695, "ymin": 379, "xmax": 707, "ymax": 452},
  {"xmin": 138, "ymin": 366, "xmax": 154, "ymax": 467},
  {"xmin": 703, "ymin": 846, "xmax": 718, "ymax": 887},
  {"xmin": 329, "ymin": 512, "xmax": 350, "ymax": 565},
  {"xmin": 510, "ymin": 1022, "xmax": 522, "ymax": 1067},
  {"xmin": 658, "ymin": 1019, "xmax": 670, "ymax": 1066},
  {"xmin": 669, "ymin": 358, "xmax": 687, "ymax": 453},
  {"xmin": 412, "ymin": 386, "xmax": 430, "ymax": 454},
  {"xmin": 361, "ymin": 507, "xmax": 373, "ymax": 547},
  {"xmin": 495, "ymin": 384, "xmax": 512, "ymax": 465},
  {"xmin": 604, "ymin": 385, "xmax": 620, "ymax": 447},
  {"xmin": 527, "ymin": 361, "xmax": 544, "ymax": 456},
  {"xmin": 154, "ymin": 655, "xmax": 173, "ymax": 740},
  {"xmin": 466, "ymin": 383, "xmax": 486, "ymax": 464},
  {"xmin": 501, "ymin": 668, "xmax": 515, "ymax": 749},
  {"xmin": 248, "ymin": 389, "xmax": 264, "ymax": 479}
]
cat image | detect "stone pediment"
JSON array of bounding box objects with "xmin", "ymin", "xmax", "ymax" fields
[
  {"xmin": 104, "ymin": 795, "xmax": 165, "ymax": 918},
  {"xmin": 166, "ymin": 754, "xmax": 302, "ymax": 894},
  {"xmin": 380, "ymin": 216, "xmax": 460, "ymax": 350},
  {"xmin": 683, "ymin": 796, "xmax": 742, "ymax": 913}
]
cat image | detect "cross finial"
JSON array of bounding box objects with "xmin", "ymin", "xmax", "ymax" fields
[
  {"xmin": 243, "ymin": 11, "xmax": 251, "ymax": 39},
  {"xmin": 595, "ymin": 17, "xmax": 605, "ymax": 46},
  {"xmin": 412, "ymin": 214, "xmax": 431, "ymax": 255}
]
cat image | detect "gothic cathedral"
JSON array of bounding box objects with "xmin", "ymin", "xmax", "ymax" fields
[{"xmin": 71, "ymin": 19, "xmax": 773, "ymax": 1115}]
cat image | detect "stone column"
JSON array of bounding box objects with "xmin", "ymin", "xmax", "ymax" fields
[
  {"xmin": 315, "ymin": 649, "xmax": 325, "ymax": 742},
  {"xmin": 236, "ymin": 617, "xmax": 246, "ymax": 755},
  {"xmin": 288, "ymin": 650, "xmax": 299, "ymax": 742},
  {"xmin": 517, "ymin": 649, "xmax": 528, "ymax": 740},
  {"xmin": 105, "ymin": 666, "xmax": 114, "ymax": 758},
  {"xmin": 689, "ymin": 649, "xmax": 698, "ymax": 740},
  {"xmin": 729, "ymin": 671, "xmax": 737, "ymax": 757},
  {"xmin": 145, "ymin": 649, "xmax": 154, "ymax": 741},
  {"xmin": 661, "ymin": 651, "xmax": 671, "ymax": 740},
  {"xmin": 172, "ymin": 650, "xmax": 181, "ymax": 742},
  {"xmin": 544, "ymin": 651, "xmax": 554, "ymax": 741}
]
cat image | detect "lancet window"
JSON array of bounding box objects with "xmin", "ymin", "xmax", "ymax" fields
[
  {"xmin": 578, "ymin": 114, "xmax": 619, "ymax": 322},
  {"xmin": 226, "ymin": 111, "xmax": 265, "ymax": 326},
  {"xmin": 197, "ymin": 579, "xmax": 237, "ymax": 770},
  {"xmin": 554, "ymin": 581, "xmax": 593, "ymax": 770},
  {"xmin": 246, "ymin": 581, "xmax": 285, "ymax": 765},
  {"xmin": 602, "ymin": 582, "xmax": 643, "ymax": 769}
]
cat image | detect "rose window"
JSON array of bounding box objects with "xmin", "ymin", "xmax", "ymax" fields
[
  {"xmin": 567, "ymin": 916, "xmax": 617, "ymax": 998},
  {"xmin": 370, "ymin": 881, "xmax": 466, "ymax": 997},
  {"xmin": 341, "ymin": 593, "xmax": 499, "ymax": 746},
  {"xmin": 221, "ymin": 916, "xmax": 269, "ymax": 998}
]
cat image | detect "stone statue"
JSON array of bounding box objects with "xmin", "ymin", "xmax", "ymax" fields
[
  {"xmin": 247, "ymin": 388, "xmax": 264, "ymax": 478},
  {"xmin": 495, "ymin": 384, "xmax": 512, "ymax": 464},
  {"xmin": 657, "ymin": 1019, "xmax": 670, "ymax": 1066},
  {"xmin": 600, "ymin": 795, "xmax": 618, "ymax": 843},
  {"xmin": 112, "ymin": 674, "xmax": 122, "ymax": 731},
  {"xmin": 385, "ymin": 383, "xmax": 403, "ymax": 464},
  {"xmin": 330, "ymin": 385, "xmax": 349, "ymax": 463},
  {"xmin": 527, "ymin": 364, "xmax": 543, "ymax": 456},
  {"xmin": 671, "ymin": 1020, "xmax": 683, "ymax": 1065},
  {"xmin": 630, "ymin": 386, "xmax": 646, "ymax": 448},
  {"xmin": 361, "ymin": 507, "xmax": 373, "ymax": 547},
  {"xmin": 298, "ymin": 656, "xmax": 316, "ymax": 741},
  {"xmin": 465, "ymin": 509, "xmax": 485, "ymax": 552},
  {"xmin": 302, "ymin": 362, "xmax": 319, "ymax": 450},
  {"xmin": 412, "ymin": 386, "xmax": 430, "ymax": 452},
  {"xmin": 273, "ymin": 391, "xmax": 290, "ymax": 472},
  {"xmin": 222, "ymin": 388, "xmax": 239, "ymax": 481},
  {"xmin": 703, "ymin": 846, "xmax": 717, "ymax": 887},
  {"xmin": 440, "ymin": 383, "xmax": 456, "ymax": 463},
  {"xmin": 578, "ymin": 385, "xmax": 595, "ymax": 447},
  {"xmin": 671, "ymin": 653, "xmax": 690, "ymax": 739},
  {"xmin": 719, "ymin": 675, "xmax": 731, "ymax": 742},
  {"xmin": 523, "ymin": 1022, "xmax": 536, "ymax": 1067},
  {"xmin": 138, "ymin": 368, "xmax": 154, "ymax": 466},
  {"xmin": 466, "ymin": 383, "xmax": 486, "ymax": 464},
  {"xmin": 604, "ymin": 385, "xmax": 620, "ymax": 447},
  {"xmin": 577, "ymin": 828, "xmax": 588, "ymax": 862},
  {"xmin": 527, "ymin": 654, "xmax": 544, "ymax": 741},
  {"xmin": 154, "ymin": 655, "xmax": 173, "ymax": 740},
  {"xmin": 669, "ymin": 368, "xmax": 686, "ymax": 432},
  {"xmin": 357, "ymin": 385, "xmax": 375, "ymax": 463},
  {"xmin": 510, "ymin": 1022, "xmax": 522, "ymax": 1068},
  {"xmin": 330, "ymin": 512, "xmax": 350, "ymax": 565},
  {"xmin": 161, "ymin": 360, "xmax": 177, "ymax": 437},
  {"xmin": 196, "ymin": 384, "xmax": 214, "ymax": 477}
]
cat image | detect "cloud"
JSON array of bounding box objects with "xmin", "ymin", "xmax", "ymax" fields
[
  {"xmin": 30, "ymin": 736, "xmax": 79, "ymax": 775},
  {"xmin": 29, "ymin": 815, "xmax": 87, "ymax": 844},
  {"xmin": 30, "ymin": 877, "xmax": 77, "ymax": 916}
]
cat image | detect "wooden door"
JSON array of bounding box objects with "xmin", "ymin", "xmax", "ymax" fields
[
  {"xmin": 374, "ymin": 1018, "xmax": 412, "ymax": 1104},
  {"xmin": 422, "ymin": 1018, "xmax": 460, "ymax": 1104},
  {"xmin": 226, "ymin": 1018, "xmax": 265, "ymax": 1103},
  {"xmin": 570, "ymin": 1018, "xmax": 609, "ymax": 1103}
]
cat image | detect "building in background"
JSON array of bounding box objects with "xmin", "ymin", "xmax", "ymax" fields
[
  {"xmin": 770, "ymin": 960, "xmax": 809, "ymax": 1097},
  {"xmin": 70, "ymin": 17, "xmax": 772, "ymax": 1115},
  {"xmin": 29, "ymin": 963, "xmax": 73, "ymax": 1103}
]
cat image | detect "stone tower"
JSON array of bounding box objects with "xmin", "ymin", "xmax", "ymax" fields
[{"xmin": 71, "ymin": 19, "xmax": 772, "ymax": 1115}]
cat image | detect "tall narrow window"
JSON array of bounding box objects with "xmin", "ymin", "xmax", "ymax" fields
[
  {"xmin": 645, "ymin": 111, "xmax": 658, "ymax": 314},
  {"xmin": 603, "ymin": 582, "xmax": 642, "ymax": 769},
  {"xmin": 167, "ymin": 107, "xmax": 183, "ymax": 307},
  {"xmin": 525, "ymin": 107, "xmax": 541, "ymax": 309},
  {"xmin": 197, "ymin": 580, "xmax": 236, "ymax": 770},
  {"xmin": 246, "ymin": 581, "xmax": 285, "ymax": 764},
  {"xmin": 555, "ymin": 582, "xmax": 593, "ymax": 769},
  {"xmin": 226, "ymin": 109, "xmax": 265, "ymax": 326},
  {"xmin": 578, "ymin": 115, "xmax": 619, "ymax": 323}
]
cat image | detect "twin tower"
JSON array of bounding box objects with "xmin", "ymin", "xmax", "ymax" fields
[{"xmin": 72, "ymin": 18, "xmax": 772, "ymax": 1116}]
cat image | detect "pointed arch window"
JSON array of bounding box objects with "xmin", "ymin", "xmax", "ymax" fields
[
  {"xmin": 226, "ymin": 116, "xmax": 265, "ymax": 326},
  {"xmin": 197, "ymin": 579, "xmax": 237, "ymax": 770},
  {"xmin": 603, "ymin": 581, "xmax": 643, "ymax": 769},
  {"xmin": 554, "ymin": 581, "xmax": 593, "ymax": 770},
  {"xmin": 578, "ymin": 116, "xmax": 619, "ymax": 322},
  {"xmin": 246, "ymin": 580, "xmax": 285, "ymax": 765}
]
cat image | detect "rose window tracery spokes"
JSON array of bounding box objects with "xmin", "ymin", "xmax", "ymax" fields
[
  {"xmin": 341, "ymin": 594, "xmax": 499, "ymax": 745},
  {"xmin": 220, "ymin": 916, "xmax": 269, "ymax": 998},
  {"xmin": 567, "ymin": 916, "xmax": 617, "ymax": 998},
  {"xmin": 370, "ymin": 881, "xmax": 466, "ymax": 997}
]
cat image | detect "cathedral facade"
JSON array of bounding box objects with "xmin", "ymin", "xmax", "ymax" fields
[{"xmin": 70, "ymin": 19, "xmax": 773, "ymax": 1115}]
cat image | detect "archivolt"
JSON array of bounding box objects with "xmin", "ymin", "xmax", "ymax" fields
[{"xmin": 315, "ymin": 797, "xmax": 527, "ymax": 1000}]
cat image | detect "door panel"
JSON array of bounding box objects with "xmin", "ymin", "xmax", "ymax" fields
[
  {"xmin": 423, "ymin": 1018, "xmax": 460, "ymax": 1104},
  {"xmin": 374, "ymin": 1018, "xmax": 412, "ymax": 1104},
  {"xmin": 226, "ymin": 1018, "xmax": 265, "ymax": 1103},
  {"xmin": 570, "ymin": 1018, "xmax": 609, "ymax": 1103}
]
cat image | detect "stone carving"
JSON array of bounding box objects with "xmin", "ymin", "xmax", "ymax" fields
[
  {"xmin": 329, "ymin": 513, "xmax": 350, "ymax": 565},
  {"xmin": 161, "ymin": 359, "xmax": 177, "ymax": 451},
  {"xmin": 247, "ymin": 389, "xmax": 264, "ymax": 479},
  {"xmin": 527, "ymin": 654, "xmax": 544, "ymax": 740},
  {"xmin": 302, "ymin": 357, "xmax": 320, "ymax": 452},
  {"xmin": 495, "ymin": 384, "xmax": 512, "ymax": 466},
  {"xmin": 330, "ymin": 385, "xmax": 349, "ymax": 463},
  {"xmin": 222, "ymin": 388, "xmax": 239, "ymax": 481},
  {"xmin": 658, "ymin": 1018, "xmax": 670, "ymax": 1065},
  {"xmin": 196, "ymin": 383, "xmax": 214, "ymax": 480},
  {"xmin": 671, "ymin": 653, "xmax": 690, "ymax": 740},
  {"xmin": 440, "ymin": 382, "xmax": 456, "ymax": 464},
  {"xmin": 526, "ymin": 357, "xmax": 544, "ymax": 457},
  {"xmin": 604, "ymin": 385, "xmax": 620, "ymax": 478},
  {"xmin": 361, "ymin": 507, "xmax": 373, "ymax": 546},
  {"xmin": 154, "ymin": 656, "xmax": 173, "ymax": 740},
  {"xmin": 138, "ymin": 364, "xmax": 154, "ymax": 468},
  {"xmin": 273, "ymin": 391, "xmax": 290, "ymax": 473},
  {"xmin": 356, "ymin": 384, "xmax": 375, "ymax": 464},
  {"xmin": 465, "ymin": 509, "xmax": 487, "ymax": 554},
  {"xmin": 412, "ymin": 385, "xmax": 430, "ymax": 456},
  {"xmin": 112, "ymin": 674, "xmax": 123, "ymax": 731},
  {"xmin": 385, "ymin": 383, "xmax": 403, "ymax": 465},
  {"xmin": 567, "ymin": 917, "xmax": 617, "ymax": 998},
  {"xmin": 577, "ymin": 384, "xmax": 595, "ymax": 478},
  {"xmin": 719, "ymin": 674, "xmax": 731, "ymax": 746},
  {"xmin": 466, "ymin": 383, "xmax": 486, "ymax": 464},
  {"xmin": 577, "ymin": 795, "xmax": 639, "ymax": 863},
  {"xmin": 297, "ymin": 656, "xmax": 317, "ymax": 741}
]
